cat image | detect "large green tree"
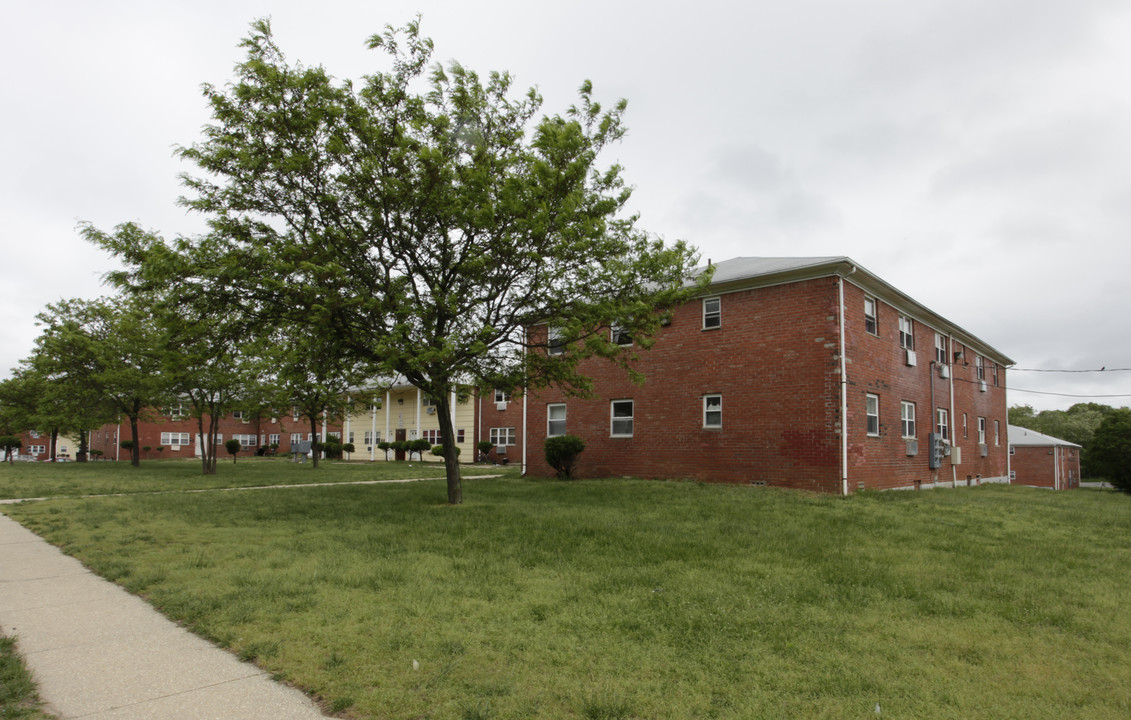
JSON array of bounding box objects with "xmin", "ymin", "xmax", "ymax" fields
[
  {"xmin": 31, "ymin": 297, "xmax": 171, "ymax": 467},
  {"xmin": 166, "ymin": 18, "xmax": 704, "ymax": 504}
]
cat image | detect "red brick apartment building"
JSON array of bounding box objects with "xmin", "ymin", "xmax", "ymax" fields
[
  {"xmin": 522, "ymin": 257, "xmax": 1013, "ymax": 494},
  {"xmin": 1008, "ymin": 425, "xmax": 1081, "ymax": 490},
  {"xmin": 87, "ymin": 405, "xmax": 344, "ymax": 461}
]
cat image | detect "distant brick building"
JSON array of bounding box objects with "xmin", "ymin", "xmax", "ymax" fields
[
  {"xmin": 522, "ymin": 257, "xmax": 1013, "ymax": 493},
  {"xmin": 1008, "ymin": 425, "xmax": 1081, "ymax": 490}
]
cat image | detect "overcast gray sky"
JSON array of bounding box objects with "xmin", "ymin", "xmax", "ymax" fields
[{"xmin": 3, "ymin": 0, "xmax": 1129, "ymax": 411}]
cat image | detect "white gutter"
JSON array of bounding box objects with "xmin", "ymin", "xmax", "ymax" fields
[{"xmin": 838, "ymin": 271, "xmax": 852, "ymax": 496}]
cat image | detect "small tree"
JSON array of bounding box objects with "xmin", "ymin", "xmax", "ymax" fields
[
  {"xmin": 409, "ymin": 438, "xmax": 432, "ymax": 461},
  {"xmin": 431, "ymin": 444, "xmax": 461, "ymax": 459},
  {"xmin": 478, "ymin": 440, "xmax": 494, "ymax": 462},
  {"xmin": 342, "ymin": 442, "xmax": 355, "ymax": 460},
  {"xmin": 1088, "ymin": 408, "xmax": 1131, "ymax": 492},
  {"xmin": 91, "ymin": 449, "xmax": 104, "ymax": 460},
  {"xmin": 544, "ymin": 435, "xmax": 586, "ymax": 480},
  {"xmin": 377, "ymin": 441, "xmax": 391, "ymax": 460},
  {"xmin": 225, "ymin": 438, "xmax": 242, "ymax": 463}
]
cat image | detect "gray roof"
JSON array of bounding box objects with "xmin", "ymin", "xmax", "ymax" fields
[
  {"xmin": 1008, "ymin": 424, "xmax": 1081, "ymax": 448},
  {"xmin": 691, "ymin": 256, "xmax": 1014, "ymax": 366}
]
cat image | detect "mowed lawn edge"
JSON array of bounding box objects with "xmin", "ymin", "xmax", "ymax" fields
[{"xmin": 3, "ymin": 477, "xmax": 1130, "ymax": 719}]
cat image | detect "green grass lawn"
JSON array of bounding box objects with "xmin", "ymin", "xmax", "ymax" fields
[
  {"xmin": 0, "ymin": 457, "xmax": 511, "ymax": 500},
  {"xmin": 0, "ymin": 635, "xmax": 56, "ymax": 720},
  {"xmin": 2, "ymin": 472, "xmax": 1130, "ymax": 719}
]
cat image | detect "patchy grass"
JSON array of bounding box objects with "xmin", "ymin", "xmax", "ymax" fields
[
  {"xmin": 0, "ymin": 635, "xmax": 56, "ymax": 720},
  {"xmin": 3, "ymin": 480, "xmax": 1130, "ymax": 719},
  {"xmin": 0, "ymin": 458, "xmax": 514, "ymax": 500}
]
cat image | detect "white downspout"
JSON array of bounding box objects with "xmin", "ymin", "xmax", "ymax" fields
[
  {"xmin": 450, "ymin": 388, "xmax": 457, "ymax": 454},
  {"xmin": 116, "ymin": 419, "xmax": 121, "ymax": 461},
  {"xmin": 369, "ymin": 403, "xmax": 377, "ymax": 461},
  {"xmin": 522, "ymin": 326, "xmax": 529, "ymax": 476},
  {"xmin": 1054, "ymin": 446, "xmax": 1061, "ymax": 490},
  {"xmin": 838, "ymin": 272, "xmax": 851, "ymax": 496},
  {"xmin": 384, "ymin": 390, "xmax": 391, "ymax": 461},
  {"xmin": 949, "ymin": 335, "xmax": 958, "ymax": 488},
  {"xmin": 344, "ymin": 395, "xmax": 351, "ymax": 460},
  {"xmin": 415, "ymin": 387, "xmax": 422, "ymax": 441}
]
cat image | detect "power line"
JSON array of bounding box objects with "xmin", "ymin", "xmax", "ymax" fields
[
  {"xmin": 1008, "ymin": 368, "xmax": 1131, "ymax": 372},
  {"xmin": 1008, "ymin": 387, "xmax": 1131, "ymax": 399}
]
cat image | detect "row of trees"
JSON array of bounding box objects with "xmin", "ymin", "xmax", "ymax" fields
[
  {"xmin": 1, "ymin": 18, "xmax": 705, "ymax": 501},
  {"xmin": 1009, "ymin": 402, "xmax": 1131, "ymax": 490}
]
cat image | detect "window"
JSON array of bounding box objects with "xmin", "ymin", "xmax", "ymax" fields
[
  {"xmin": 494, "ymin": 389, "xmax": 509, "ymax": 404},
  {"xmin": 347, "ymin": 431, "xmax": 355, "ymax": 444},
  {"xmin": 963, "ymin": 413, "xmax": 968, "ymax": 439},
  {"xmin": 547, "ymin": 404, "xmax": 567, "ymax": 437},
  {"xmin": 422, "ymin": 395, "xmax": 436, "ymax": 408},
  {"xmin": 161, "ymin": 432, "xmax": 190, "ymax": 447},
  {"xmin": 292, "ymin": 406, "xmax": 299, "ymax": 421},
  {"xmin": 29, "ymin": 431, "xmax": 40, "ymax": 439},
  {"xmin": 232, "ymin": 410, "xmax": 244, "ymax": 420},
  {"xmin": 864, "ymin": 296, "xmax": 878, "ymax": 335},
  {"xmin": 978, "ymin": 417, "xmax": 986, "ymax": 444},
  {"xmin": 611, "ymin": 324, "xmax": 633, "ymax": 346},
  {"xmin": 233, "ymin": 433, "xmax": 257, "ymax": 447},
  {"xmin": 901, "ymin": 401, "xmax": 916, "ymax": 438},
  {"xmin": 269, "ymin": 433, "xmax": 280, "ymax": 446},
  {"xmin": 490, "ymin": 427, "xmax": 516, "ymax": 447},
  {"xmin": 165, "ymin": 402, "xmax": 187, "ymax": 419},
  {"xmin": 994, "ymin": 420, "xmax": 1000, "ymax": 446},
  {"xmin": 423, "ymin": 429, "xmax": 441, "ymax": 444},
  {"xmin": 992, "ymin": 363, "xmax": 999, "ymax": 387},
  {"xmin": 457, "ymin": 428, "xmax": 465, "ymax": 443},
  {"xmin": 290, "ymin": 433, "xmax": 302, "ymax": 445},
  {"xmin": 703, "ymin": 394, "xmax": 722, "ymax": 428},
  {"xmin": 703, "ymin": 297, "xmax": 722, "ymax": 329},
  {"xmin": 899, "ymin": 315, "xmax": 914, "ymax": 350},
  {"xmin": 27, "ymin": 445, "xmax": 45, "ymax": 455},
  {"xmin": 547, "ymin": 327, "xmax": 565, "ymax": 356},
  {"xmin": 866, "ymin": 394, "xmax": 880, "ymax": 436},
  {"xmin": 611, "ymin": 400, "xmax": 634, "ymax": 437},
  {"xmin": 975, "ymin": 355, "xmax": 985, "ymax": 381},
  {"xmin": 936, "ymin": 408, "xmax": 949, "ymax": 441},
  {"xmin": 934, "ymin": 333, "xmax": 948, "ymax": 366}
]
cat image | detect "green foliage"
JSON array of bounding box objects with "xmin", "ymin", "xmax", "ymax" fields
[
  {"xmin": 100, "ymin": 17, "xmax": 704, "ymax": 504},
  {"xmin": 1088, "ymin": 408, "xmax": 1131, "ymax": 491},
  {"xmin": 477, "ymin": 440, "xmax": 494, "ymax": 455},
  {"xmin": 0, "ymin": 634, "xmax": 54, "ymax": 719},
  {"xmin": 544, "ymin": 434, "xmax": 586, "ymax": 479},
  {"xmin": 342, "ymin": 443, "xmax": 355, "ymax": 455},
  {"xmin": 408, "ymin": 438, "xmax": 432, "ymax": 460},
  {"xmin": 1009, "ymin": 402, "xmax": 1119, "ymax": 476},
  {"xmin": 430, "ymin": 444, "xmax": 461, "ymax": 458},
  {"xmin": 0, "ymin": 435, "xmax": 21, "ymax": 463},
  {"xmin": 322, "ymin": 442, "xmax": 343, "ymax": 460},
  {"xmin": 120, "ymin": 440, "xmax": 136, "ymax": 451}
]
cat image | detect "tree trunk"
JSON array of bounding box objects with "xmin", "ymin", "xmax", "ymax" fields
[
  {"xmin": 77, "ymin": 429, "xmax": 89, "ymax": 462},
  {"xmin": 435, "ymin": 391, "xmax": 463, "ymax": 505},
  {"xmin": 128, "ymin": 414, "xmax": 141, "ymax": 467},
  {"xmin": 309, "ymin": 416, "xmax": 320, "ymax": 468}
]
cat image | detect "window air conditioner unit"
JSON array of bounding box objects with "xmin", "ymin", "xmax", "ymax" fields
[
  {"xmin": 979, "ymin": 380, "xmax": 987, "ymax": 392},
  {"xmin": 496, "ymin": 402, "xmax": 507, "ymax": 411},
  {"xmin": 905, "ymin": 349, "xmax": 917, "ymax": 367},
  {"xmin": 426, "ymin": 406, "xmax": 436, "ymax": 415},
  {"xmin": 938, "ymin": 364, "xmax": 950, "ymax": 379}
]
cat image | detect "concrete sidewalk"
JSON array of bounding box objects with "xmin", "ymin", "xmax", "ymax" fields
[{"xmin": 0, "ymin": 513, "xmax": 328, "ymax": 719}]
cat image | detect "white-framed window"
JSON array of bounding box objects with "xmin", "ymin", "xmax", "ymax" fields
[
  {"xmin": 164, "ymin": 402, "xmax": 187, "ymax": 419},
  {"xmin": 494, "ymin": 389, "xmax": 509, "ymax": 404},
  {"xmin": 864, "ymin": 296, "xmax": 878, "ymax": 335},
  {"xmin": 899, "ymin": 315, "xmax": 914, "ymax": 350},
  {"xmin": 1010, "ymin": 445, "xmax": 1016, "ymax": 455},
  {"xmin": 547, "ymin": 327, "xmax": 565, "ymax": 356},
  {"xmin": 292, "ymin": 406, "xmax": 300, "ymax": 421},
  {"xmin": 232, "ymin": 410, "xmax": 244, "ymax": 420},
  {"xmin": 363, "ymin": 431, "xmax": 377, "ymax": 445},
  {"xmin": 233, "ymin": 433, "xmax": 257, "ymax": 447},
  {"xmin": 975, "ymin": 355, "xmax": 985, "ymax": 381},
  {"xmin": 213, "ymin": 434, "xmax": 224, "ymax": 445},
  {"xmin": 422, "ymin": 394, "xmax": 436, "ymax": 408},
  {"xmin": 268, "ymin": 433, "xmax": 280, "ymax": 446},
  {"xmin": 936, "ymin": 408, "xmax": 949, "ymax": 441},
  {"xmin": 490, "ymin": 427, "xmax": 516, "ymax": 447},
  {"xmin": 290, "ymin": 433, "xmax": 302, "ymax": 445},
  {"xmin": 611, "ymin": 399, "xmax": 634, "ymax": 437},
  {"xmin": 27, "ymin": 445, "xmax": 46, "ymax": 455},
  {"xmin": 347, "ymin": 432, "xmax": 355, "ymax": 444},
  {"xmin": 161, "ymin": 432, "xmax": 190, "ymax": 447},
  {"xmin": 703, "ymin": 394, "xmax": 722, "ymax": 428},
  {"xmin": 703, "ymin": 297, "xmax": 722, "ymax": 330},
  {"xmin": 547, "ymin": 404, "xmax": 567, "ymax": 437},
  {"xmin": 934, "ymin": 333, "xmax": 948, "ymax": 366},
  {"xmin": 994, "ymin": 420, "xmax": 1000, "ymax": 446},
  {"xmin": 963, "ymin": 413, "xmax": 968, "ymax": 439},
  {"xmin": 901, "ymin": 401, "xmax": 916, "ymax": 438},
  {"xmin": 978, "ymin": 417, "xmax": 986, "ymax": 444},
  {"xmin": 992, "ymin": 363, "xmax": 999, "ymax": 387},
  {"xmin": 29, "ymin": 431, "xmax": 40, "ymax": 439},
  {"xmin": 611, "ymin": 324, "xmax": 633, "ymax": 346},
  {"xmin": 866, "ymin": 394, "xmax": 880, "ymax": 436},
  {"xmin": 423, "ymin": 429, "xmax": 441, "ymax": 444}
]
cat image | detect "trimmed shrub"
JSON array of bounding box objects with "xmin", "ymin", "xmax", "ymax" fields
[
  {"xmin": 431, "ymin": 444, "xmax": 462, "ymax": 458},
  {"xmin": 224, "ymin": 438, "xmax": 242, "ymax": 463},
  {"xmin": 409, "ymin": 438, "xmax": 432, "ymax": 460},
  {"xmin": 544, "ymin": 435, "xmax": 586, "ymax": 479}
]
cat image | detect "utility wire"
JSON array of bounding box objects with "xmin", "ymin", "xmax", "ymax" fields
[
  {"xmin": 1008, "ymin": 387, "xmax": 1131, "ymax": 399},
  {"xmin": 1010, "ymin": 367, "xmax": 1131, "ymax": 373}
]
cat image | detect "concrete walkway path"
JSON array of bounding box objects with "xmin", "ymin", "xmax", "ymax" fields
[{"xmin": 0, "ymin": 513, "xmax": 328, "ymax": 719}]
